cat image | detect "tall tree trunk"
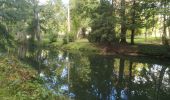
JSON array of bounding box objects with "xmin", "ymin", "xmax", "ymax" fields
[
  {"xmin": 145, "ymin": 28, "xmax": 148, "ymax": 42},
  {"xmin": 67, "ymin": 0, "xmax": 71, "ymax": 43},
  {"xmin": 168, "ymin": 2, "xmax": 170, "ymax": 39},
  {"xmin": 111, "ymin": 0, "xmax": 116, "ymax": 41},
  {"xmin": 67, "ymin": 0, "xmax": 71, "ymax": 32},
  {"xmin": 162, "ymin": 0, "xmax": 168, "ymax": 45},
  {"xmin": 120, "ymin": 0, "xmax": 127, "ymax": 43},
  {"xmin": 162, "ymin": 14, "xmax": 167, "ymax": 44},
  {"xmin": 168, "ymin": 27, "xmax": 170, "ymax": 39},
  {"xmin": 154, "ymin": 27, "xmax": 157, "ymax": 38},
  {"xmin": 131, "ymin": 29, "xmax": 135, "ymax": 45},
  {"xmin": 152, "ymin": 14, "xmax": 157, "ymax": 39},
  {"xmin": 131, "ymin": 0, "xmax": 136, "ymax": 45},
  {"xmin": 33, "ymin": 0, "xmax": 40, "ymax": 41}
]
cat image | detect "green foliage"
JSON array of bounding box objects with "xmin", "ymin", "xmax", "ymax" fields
[
  {"xmin": 49, "ymin": 33, "xmax": 58, "ymax": 43},
  {"xmin": 63, "ymin": 36, "xmax": 68, "ymax": 44},
  {"xmin": 88, "ymin": 0, "xmax": 119, "ymax": 44},
  {"xmin": 70, "ymin": 0, "xmax": 99, "ymax": 39},
  {"xmin": 0, "ymin": 23, "xmax": 16, "ymax": 51},
  {"xmin": 40, "ymin": 0, "xmax": 65, "ymax": 34},
  {"xmin": 68, "ymin": 32, "xmax": 76, "ymax": 42},
  {"xmin": 63, "ymin": 32, "xmax": 76, "ymax": 44},
  {"xmin": 0, "ymin": 0, "xmax": 31, "ymax": 50},
  {"xmin": 0, "ymin": 0, "xmax": 31, "ymax": 21}
]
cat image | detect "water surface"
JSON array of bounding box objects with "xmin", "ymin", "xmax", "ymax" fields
[{"xmin": 30, "ymin": 49, "xmax": 170, "ymax": 100}]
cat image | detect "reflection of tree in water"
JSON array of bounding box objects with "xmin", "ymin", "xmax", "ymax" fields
[
  {"xmin": 116, "ymin": 58, "xmax": 125, "ymax": 100},
  {"xmin": 68, "ymin": 53, "xmax": 116, "ymax": 100},
  {"xmin": 69, "ymin": 53, "xmax": 92, "ymax": 99},
  {"xmin": 88, "ymin": 55, "xmax": 115, "ymax": 100},
  {"xmin": 20, "ymin": 49, "xmax": 170, "ymax": 100},
  {"xmin": 69, "ymin": 53, "xmax": 170, "ymax": 100}
]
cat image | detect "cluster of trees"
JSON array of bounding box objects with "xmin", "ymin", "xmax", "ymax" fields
[
  {"xmin": 1, "ymin": 0, "xmax": 170, "ymax": 49},
  {"xmin": 0, "ymin": 0, "xmax": 66, "ymax": 50},
  {"xmin": 69, "ymin": 0, "xmax": 170, "ymax": 45}
]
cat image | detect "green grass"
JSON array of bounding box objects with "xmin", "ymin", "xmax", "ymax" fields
[
  {"xmin": 62, "ymin": 39, "xmax": 100, "ymax": 53},
  {"xmin": 127, "ymin": 37, "xmax": 162, "ymax": 44}
]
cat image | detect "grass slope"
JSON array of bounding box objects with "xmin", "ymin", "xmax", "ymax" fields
[{"xmin": 0, "ymin": 55, "xmax": 68, "ymax": 100}]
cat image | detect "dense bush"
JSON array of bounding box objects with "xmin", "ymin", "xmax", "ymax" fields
[{"xmin": 63, "ymin": 33, "xmax": 76, "ymax": 44}]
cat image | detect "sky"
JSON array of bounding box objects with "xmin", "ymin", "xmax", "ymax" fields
[
  {"xmin": 39, "ymin": 0, "xmax": 68, "ymax": 5},
  {"xmin": 62, "ymin": 0, "xmax": 68, "ymax": 5}
]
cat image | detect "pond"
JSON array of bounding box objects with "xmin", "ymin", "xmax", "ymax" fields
[{"xmin": 17, "ymin": 47, "xmax": 170, "ymax": 100}]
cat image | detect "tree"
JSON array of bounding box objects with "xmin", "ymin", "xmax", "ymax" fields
[
  {"xmin": 161, "ymin": 0, "xmax": 169, "ymax": 45},
  {"xmin": 40, "ymin": 0, "xmax": 65, "ymax": 43},
  {"xmin": 130, "ymin": 0, "xmax": 136, "ymax": 44},
  {"xmin": 27, "ymin": 0, "xmax": 41, "ymax": 42},
  {"xmin": 120, "ymin": 0, "xmax": 127, "ymax": 43},
  {"xmin": 70, "ymin": 0, "xmax": 96, "ymax": 40},
  {"xmin": 0, "ymin": 0, "xmax": 31, "ymax": 49},
  {"xmin": 88, "ymin": 0, "xmax": 119, "ymax": 44}
]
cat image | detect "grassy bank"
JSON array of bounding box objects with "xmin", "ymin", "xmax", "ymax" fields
[
  {"xmin": 0, "ymin": 55, "xmax": 67, "ymax": 100},
  {"xmin": 59, "ymin": 39, "xmax": 170, "ymax": 58},
  {"xmin": 62, "ymin": 39, "xmax": 100, "ymax": 53}
]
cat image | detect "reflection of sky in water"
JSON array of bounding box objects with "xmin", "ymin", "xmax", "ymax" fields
[
  {"xmin": 39, "ymin": 51, "xmax": 75, "ymax": 98},
  {"xmin": 133, "ymin": 76, "xmax": 147, "ymax": 84},
  {"xmin": 61, "ymin": 68, "xmax": 68, "ymax": 78},
  {"xmin": 61, "ymin": 85, "xmax": 68, "ymax": 91},
  {"xmin": 151, "ymin": 64, "xmax": 162, "ymax": 73},
  {"xmin": 110, "ymin": 87, "xmax": 117, "ymax": 100}
]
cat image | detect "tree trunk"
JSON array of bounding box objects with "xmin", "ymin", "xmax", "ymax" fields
[
  {"xmin": 111, "ymin": 0, "xmax": 116, "ymax": 42},
  {"xmin": 33, "ymin": 0, "xmax": 40, "ymax": 41},
  {"xmin": 35, "ymin": 11, "xmax": 40, "ymax": 41},
  {"xmin": 162, "ymin": 14, "xmax": 167, "ymax": 45},
  {"xmin": 162, "ymin": 0, "xmax": 168, "ymax": 45},
  {"xmin": 152, "ymin": 14, "xmax": 157, "ymax": 39},
  {"xmin": 131, "ymin": 0, "xmax": 136, "ymax": 45},
  {"xmin": 120, "ymin": 0, "xmax": 127, "ymax": 43},
  {"xmin": 154, "ymin": 27, "xmax": 157, "ymax": 38},
  {"xmin": 168, "ymin": 27, "xmax": 170, "ymax": 39},
  {"xmin": 67, "ymin": 0, "xmax": 71, "ymax": 43},
  {"xmin": 131, "ymin": 29, "xmax": 135, "ymax": 45},
  {"xmin": 145, "ymin": 28, "xmax": 148, "ymax": 42}
]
